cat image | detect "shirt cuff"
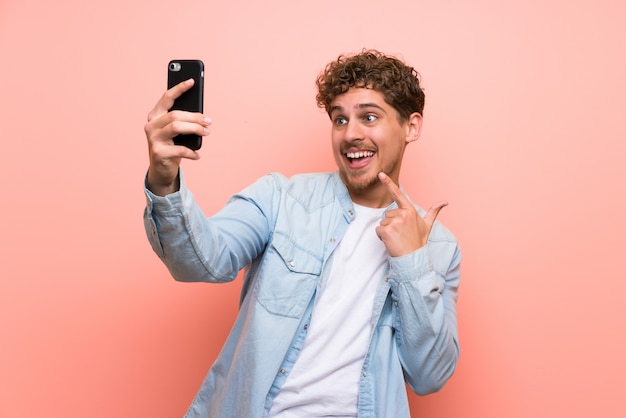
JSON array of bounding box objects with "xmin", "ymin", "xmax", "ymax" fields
[
  {"xmin": 144, "ymin": 170, "xmax": 185, "ymax": 215},
  {"xmin": 388, "ymin": 245, "xmax": 434, "ymax": 282}
]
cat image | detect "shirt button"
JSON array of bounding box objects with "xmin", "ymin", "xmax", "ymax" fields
[
  {"xmin": 384, "ymin": 277, "xmax": 389, "ymax": 282},
  {"xmin": 330, "ymin": 238, "xmax": 336, "ymax": 243},
  {"xmin": 289, "ymin": 261, "xmax": 295, "ymax": 267},
  {"xmin": 362, "ymin": 371, "xmax": 367, "ymax": 377},
  {"xmin": 348, "ymin": 210, "xmax": 354, "ymax": 216},
  {"xmin": 279, "ymin": 369, "xmax": 286, "ymax": 375},
  {"xmin": 304, "ymin": 324, "xmax": 309, "ymax": 330},
  {"xmin": 394, "ymin": 301, "xmax": 399, "ymax": 307}
]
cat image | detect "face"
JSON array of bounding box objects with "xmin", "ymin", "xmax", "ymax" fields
[{"xmin": 329, "ymin": 87, "xmax": 422, "ymax": 206}]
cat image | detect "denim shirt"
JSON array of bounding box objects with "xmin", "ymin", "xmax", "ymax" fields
[{"xmin": 144, "ymin": 171, "xmax": 461, "ymax": 418}]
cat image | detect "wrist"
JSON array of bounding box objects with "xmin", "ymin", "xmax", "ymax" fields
[{"xmin": 147, "ymin": 169, "xmax": 180, "ymax": 197}]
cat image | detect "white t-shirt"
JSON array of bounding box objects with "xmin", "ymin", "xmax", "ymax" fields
[{"xmin": 268, "ymin": 203, "xmax": 388, "ymax": 417}]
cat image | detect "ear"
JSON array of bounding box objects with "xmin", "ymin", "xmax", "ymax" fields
[{"xmin": 405, "ymin": 112, "xmax": 423, "ymax": 144}]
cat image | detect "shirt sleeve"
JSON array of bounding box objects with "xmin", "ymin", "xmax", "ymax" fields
[
  {"xmin": 143, "ymin": 170, "xmax": 278, "ymax": 283},
  {"xmin": 386, "ymin": 222, "xmax": 461, "ymax": 395}
]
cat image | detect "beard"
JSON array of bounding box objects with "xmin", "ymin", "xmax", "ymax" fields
[
  {"xmin": 335, "ymin": 141, "xmax": 404, "ymax": 199},
  {"xmin": 339, "ymin": 156, "xmax": 400, "ymax": 196},
  {"xmin": 340, "ymin": 169, "xmax": 380, "ymax": 194}
]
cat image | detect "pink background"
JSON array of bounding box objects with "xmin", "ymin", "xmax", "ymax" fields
[{"xmin": 1, "ymin": 0, "xmax": 625, "ymax": 416}]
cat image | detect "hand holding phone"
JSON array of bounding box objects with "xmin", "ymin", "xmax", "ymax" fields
[{"xmin": 167, "ymin": 59, "xmax": 204, "ymax": 150}]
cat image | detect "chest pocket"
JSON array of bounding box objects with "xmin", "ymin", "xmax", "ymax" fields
[{"xmin": 254, "ymin": 231, "xmax": 323, "ymax": 318}]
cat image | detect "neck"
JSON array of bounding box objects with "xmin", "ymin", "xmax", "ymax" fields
[{"xmin": 349, "ymin": 182, "xmax": 394, "ymax": 208}]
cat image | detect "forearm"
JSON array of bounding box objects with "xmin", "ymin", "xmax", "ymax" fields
[
  {"xmin": 144, "ymin": 184, "xmax": 240, "ymax": 283},
  {"xmin": 388, "ymin": 241, "xmax": 461, "ymax": 395},
  {"xmin": 144, "ymin": 171, "xmax": 276, "ymax": 283}
]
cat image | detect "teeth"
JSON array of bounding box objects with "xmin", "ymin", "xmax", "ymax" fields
[{"xmin": 346, "ymin": 151, "xmax": 374, "ymax": 159}]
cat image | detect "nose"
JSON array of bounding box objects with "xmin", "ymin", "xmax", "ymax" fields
[{"xmin": 344, "ymin": 119, "xmax": 364, "ymax": 141}]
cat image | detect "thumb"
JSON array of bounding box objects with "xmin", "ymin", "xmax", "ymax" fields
[{"xmin": 423, "ymin": 201, "xmax": 448, "ymax": 226}]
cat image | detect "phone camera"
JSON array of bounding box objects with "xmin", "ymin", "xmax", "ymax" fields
[{"xmin": 169, "ymin": 62, "xmax": 181, "ymax": 71}]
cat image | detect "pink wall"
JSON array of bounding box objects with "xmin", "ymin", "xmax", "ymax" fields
[{"xmin": 1, "ymin": 0, "xmax": 625, "ymax": 416}]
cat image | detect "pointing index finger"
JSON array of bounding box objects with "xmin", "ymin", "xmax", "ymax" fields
[{"xmin": 378, "ymin": 172, "xmax": 411, "ymax": 208}]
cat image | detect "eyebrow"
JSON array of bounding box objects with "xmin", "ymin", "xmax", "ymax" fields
[{"xmin": 329, "ymin": 102, "xmax": 387, "ymax": 115}]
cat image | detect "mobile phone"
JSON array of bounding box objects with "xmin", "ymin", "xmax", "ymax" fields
[{"xmin": 167, "ymin": 59, "xmax": 204, "ymax": 150}]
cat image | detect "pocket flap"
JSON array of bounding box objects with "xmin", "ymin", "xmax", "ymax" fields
[{"xmin": 271, "ymin": 231, "xmax": 323, "ymax": 275}]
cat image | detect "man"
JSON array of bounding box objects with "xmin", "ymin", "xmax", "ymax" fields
[{"xmin": 143, "ymin": 49, "xmax": 461, "ymax": 418}]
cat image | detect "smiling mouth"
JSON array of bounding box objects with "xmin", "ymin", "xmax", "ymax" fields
[{"xmin": 345, "ymin": 150, "xmax": 375, "ymax": 163}]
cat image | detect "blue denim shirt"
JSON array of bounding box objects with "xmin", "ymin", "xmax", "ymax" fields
[{"xmin": 144, "ymin": 171, "xmax": 461, "ymax": 418}]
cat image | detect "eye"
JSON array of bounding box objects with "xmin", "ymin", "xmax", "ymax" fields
[
  {"xmin": 333, "ymin": 116, "xmax": 348, "ymax": 126},
  {"xmin": 364, "ymin": 114, "xmax": 378, "ymax": 123}
]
